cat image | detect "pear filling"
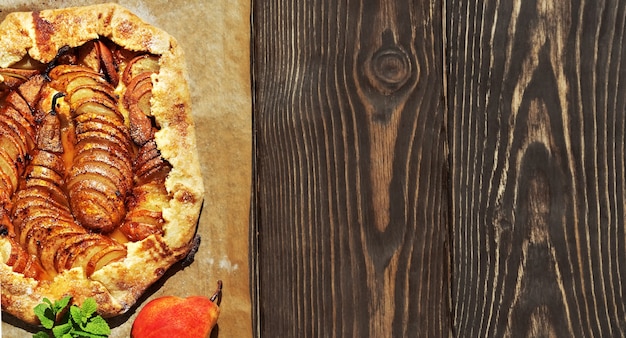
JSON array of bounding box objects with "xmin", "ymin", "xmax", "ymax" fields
[{"xmin": 0, "ymin": 38, "xmax": 170, "ymax": 280}]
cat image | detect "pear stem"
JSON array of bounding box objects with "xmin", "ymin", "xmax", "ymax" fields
[
  {"xmin": 210, "ymin": 280, "xmax": 223, "ymax": 305},
  {"xmin": 50, "ymin": 92, "xmax": 65, "ymax": 114}
]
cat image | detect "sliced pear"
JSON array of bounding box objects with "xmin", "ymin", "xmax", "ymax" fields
[
  {"xmin": 70, "ymin": 155, "xmax": 129, "ymax": 192},
  {"xmin": 120, "ymin": 209, "xmax": 164, "ymax": 241},
  {"xmin": 0, "ymin": 68, "xmax": 39, "ymax": 82},
  {"xmin": 124, "ymin": 73, "xmax": 155, "ymax": 145},
  {"xmin": 21, "ymin": 254, "xmax": 47, "ymax": 279},
  {"xmin": 74, "ymin": 114, "xmax": 132, "ymax": 148},
  {"xmin": 21, "ymin": 179, "xmax": 68, "ymax": 210},
  {"xmin": 8, "ymin": 242, "xmax": 28, "ymax": 272},
  {"xmin": 74, "ymin": 140, "xmax": 133, "ymax": 179},
  {"xmin": 67, "ymin": 83, "xmax": 116, "ymax": 105},
  {"xmin": 5, "ymin": 91, "xmax": 35, "ymax": 124},
  {"xmin": 0, "ymin": 68, "xmax": 40, "ymax": 89},
  {"xmin": 97, "ymin": 40, "xmax": 119, "ymax": 87},
  {"xmin": 53, "ymin": 233, "xmax": 96, "ymax": 272},
  {"xmin": 133, "ymin": 140, "xmax": 171, "ymax": 183},
  {"xmin": 73, "ymin": 100, "xmax": 124, "ymax": 122},
  {"xmin": 13, "ymin": 188, "xmax": 71, "ymax": 216},
  {"xmin": 0, "ymin": 146, "xmax": 20, "ymax": 193},
  {"xmin": 122, "ymin": 54, "xmax": 159, "ymax": 84},
  {"xmin": 48, "ymin": 65, "xmax": 103, "ymax": 86},
  {"xmin": 0, "ymin": 115, "xmax": 29, "ymax": 163},
  {"xmin": 29, "ymin": 149, "xmax": 66, "ymax": 175},
  {"xmin": 73, "ymin": 141, "xmax": 132, "ymax": 175},
  {"xmin": 38, "ymin": 226, "xmax": 84, "ymax": 275},
  {"xmin": 3, "ymin": 237, "xmax": 20, "ymax": 266},
  {"xmin": 125, "ymin": 72, "xmax": 153, "ymax": 108},
  {"xmin": 88, "ymin": 245, "xmax": 127, "ymax": 275},
  {"xmin": 3, "ymin": 102, "xmax": 36, "ymax": 138},
  {"xmin": 69, "ymin": 240, "xmax": 110, "ymax": 275},
  {"xmin": 67, "ymin": 178, "xmax": 125, "ymax": 233},
  {"xmin": 77, "ymin": 40, "xmax": 101, "ymax": 72},
  {"xmin": 22, "ymin": 215, "xmax": 71, "ymax": 255},
  {"xmin": 60, "ymin": 234, "xmax": 103, "ymax": 271}
]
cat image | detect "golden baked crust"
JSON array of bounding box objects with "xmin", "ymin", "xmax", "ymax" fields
[{"xmin": 0, "ymin": 3, "xmax": 204, "ymax": 324}]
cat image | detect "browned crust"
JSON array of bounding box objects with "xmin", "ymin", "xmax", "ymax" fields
[{"xmin": 0, "ymin": 3, "xmax": 204, "ymax": 324}]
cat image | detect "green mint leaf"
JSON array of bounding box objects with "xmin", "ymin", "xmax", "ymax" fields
[
  {"xmin": 84, "ymin": 316, "xmax": 111, "ymax": 336},
  {"xmin": 69, "ymin": 304, "xmax": 85, "ymax": 327},
  {"xmin": 33, "ymin": 297, "xmax": 109, "ymax": 338},
  {"xmin": 34, "ymin": 303, "xmax": 55, "ymax": 330},
  {"xmin": 33, "ymin": 332, "xmax": 50, "ymax": 338},
  {"xmin": 51, "ymin": 322, "xmax": 72, "ymax": 338},
  {"xmin": 81, "ymin": 298, "xmax": 98, "ymax": 320},
  {"xmin": 53, "ymin": 296, "xmax": 72, "ymax": 313},
  {"xmin": 68, "ymin": 330, "xmax": 107, "ymax": 338}
]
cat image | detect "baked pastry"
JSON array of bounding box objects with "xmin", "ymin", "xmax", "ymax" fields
[{"xmin": 0, "ymin": 3, "xmax": 204, "ymax": 324}]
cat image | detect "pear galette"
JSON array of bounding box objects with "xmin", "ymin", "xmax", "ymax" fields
[{"xmin": 0, "ymin": 3, "xmax": 204, "ymax": 324}]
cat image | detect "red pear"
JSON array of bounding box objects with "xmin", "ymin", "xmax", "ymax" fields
[{"xmin": 131, "ymin": 281, "xmax": 222, "ymax": 338}]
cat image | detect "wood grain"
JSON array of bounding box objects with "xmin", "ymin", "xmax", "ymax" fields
[
  {"xmin": 252, "ymin": 0, "xmax": 450, "ymax": 336},
  {"xmin": 447, "ymin": 0, "xmax": 626, "ymax": 336}
]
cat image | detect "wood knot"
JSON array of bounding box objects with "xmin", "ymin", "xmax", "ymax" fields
[{"xmin": 367, "ymin": 46, "xmax": 411, "ymax": 95}]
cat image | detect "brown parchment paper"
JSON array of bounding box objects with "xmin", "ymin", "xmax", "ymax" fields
[{"xmin": 0, "ymin": 1, "xmax": 252, "ymax": 337}]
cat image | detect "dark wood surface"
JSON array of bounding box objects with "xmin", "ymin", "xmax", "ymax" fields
[
  {"xmin": 253, "ymin": 0, "xmax": 626, "ymax": 336},
  {"xmin": 252, "ymin": 0, "xmax": 449, "ymax": 336},
  {"xmin": 448, "ymin": 0, "xmax": 626, "ymax": 336}
]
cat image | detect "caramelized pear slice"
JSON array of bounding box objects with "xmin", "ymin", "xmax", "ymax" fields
[
  {"xmin": 38, "ymin": 227, "xmax": 83, "ymax": 275},
  {"xmin": 53, "ymin": 65, "xmax": 132, "ymax": 232},
  {"xmin": 5, "ymin": 90, "xmax": 36, "ymax": 125},
  {"xmin": 77, "ymin": 40, "xmax": 100, "ymax": 72},
  {"xmin": 53, "ymin": 233, "xmax": 98, "ymax": 272},
  {"xmin": 0, "ymin": 68, "xmax": 39, "ymax": 82},
  {"xmin": 124, "ymin": 72, "xmax": 154, "ymax": 145},
  {"xmin": 57, "ymin": 234, "xmax": 103, "ymax": 270},
  {"xmin": 76, "ymin": 39, "xmax": 119, "ymax": 86},
  {"xmin": 0, "ymin": 111, "xmax": 30, "ymax": 162},
  {"xmin": 134, "ymin": 140, "xmax": 171, "ymax": 184},
  {"xmin": 48, "ymin": 65, "xmax": 103, "ymax": 83},
  {"xmin": 74, "ymin": 114, "xmax": 133, "ymax": 150},
  {"xmin": 2, "ymin": 104, "xmax": 35, "ymax": 148},
  {"xmin": 120, "ymin": 185, "xmax": 167, "ymax": 241},
  {"xmin": 97, "ymin": 40, "xmax": 119, "ymax": 87},
  {"xmin": 3, "ymin": 235, "xmax": 47, "ymax": 279},
  {"xmin": 68, "ymin": 177, "xmax": 125, "ymax": 233},
  {"xmin": 0, "ymin": 68, "xmax": 39, "ymax": 89},
  {"xmin": 88, "ymin": 245, "xmax": 127, "ymax": 275},
  {"xmin": 73, "ymin": 141, "xmax": 133, "ymax": 179},
  {"xmin": 0, "ymin": 146, "xmax": 20, "ymax": 193},
  {"xmin": 13, "ymin": 188, "xmax": 71, "ymax": 219},
  {"xmin": 67, "ymin": 83, "xmax": 117, "ymax": 105},
  {"xmin": 122, "ymin": 54, "xmax": 159, "ymax": 85}
]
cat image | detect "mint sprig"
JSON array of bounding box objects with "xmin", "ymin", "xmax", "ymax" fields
[{"xmin": 33, "ymin": 296, "xmax": 110, "ymax": 338}]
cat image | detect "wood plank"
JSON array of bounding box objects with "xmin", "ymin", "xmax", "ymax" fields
[
  {"xmin": 448, "ymin": 0, "xmax": 626, "ymax": 336},
  {"xmin": 252, "ymin": 0, "xmax": 450, "ymax": 336}
]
